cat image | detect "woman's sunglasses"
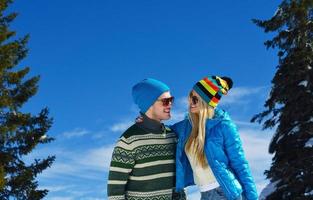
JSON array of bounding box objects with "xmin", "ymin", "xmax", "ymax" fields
[
  {"xmin": 157, "ymin": 96, "xmax": 175, "ymax": 106},
  {"xmin": 190, "ymin": 95, "xmax": 199, "ymax": 105}
]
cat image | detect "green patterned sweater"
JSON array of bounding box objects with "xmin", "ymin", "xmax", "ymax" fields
[{"xmin": 107, "ymin": 123, "xmax": 177, "ymax": 200}]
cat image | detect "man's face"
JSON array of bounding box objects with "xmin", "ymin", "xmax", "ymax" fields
[{"xmin": 146, "ymin": 91, "xmax": 173, "ymax": 121}]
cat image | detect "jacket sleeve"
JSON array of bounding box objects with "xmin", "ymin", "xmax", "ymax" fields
[
  {"xmin": 221, "ymin": 121, "xmax": 258, "ymax": 200},
  {"xmin": 107, "ymin": 137, "xmax": 135, "ymax": 200}
]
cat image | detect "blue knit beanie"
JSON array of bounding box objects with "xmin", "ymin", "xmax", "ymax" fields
[{"xmin": 132, "ymin": 78, "xmax": 170, "ymax": 113}]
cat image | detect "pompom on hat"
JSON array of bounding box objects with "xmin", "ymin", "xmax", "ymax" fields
[
  {"xmin": 132, "ymin": 78, "xmax": 170, "ymax": 113},
  {"xmin": 193, "ymin": 75, "xmax": 233, "ymax": 108}
]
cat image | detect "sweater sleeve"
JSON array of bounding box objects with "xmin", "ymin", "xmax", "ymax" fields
[
  {"xmin": 107, "ymin": 137, "xmax": 135, "ymax": 200},
  {"xmin": 221, "ymin": 121, "xmax": 258, "ymax": 200}
]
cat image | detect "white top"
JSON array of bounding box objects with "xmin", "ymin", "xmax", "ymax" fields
[{"xmin": 185, "ymin": 148, "xmax": 219, "ymax": 192}]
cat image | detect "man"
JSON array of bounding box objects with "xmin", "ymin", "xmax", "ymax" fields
[{"xmin": 107, "ymin": 78, "xmax": 185, "ymax": 200}]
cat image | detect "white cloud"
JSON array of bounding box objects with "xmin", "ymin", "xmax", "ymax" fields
[
  {"xmin": 233, "ymin": 120, "xmax": 259, "ymax": 127},
  {"xmin": 62, "ymin": 128, "xmax": 90, "ymax": 138},
  {"xmin": 110, "ymin": 120, "xmax": 133, "ymax": 132},
  {"xmin": 220, "ymin": 86, "xmax": 264, "ymax": 105},
  {"xmin": 90, "ymin": 130, "xmax": 109, "ymax": 140},
  {"xmin": 77, "ymin": 145, "xmax": 115, "ymax": 170},
  {"xmin": 39, "ymin": 185, "xmax": 74, "ymax": 193},
  {"xmin": 239, "ymin": 128, "xmax": 273, "ymax": 194},
  {"xmin": 48, "ymin": 190, "xmax": 104, "ymax": 200},
  {"xmin": 240, "ymin": 129, "xmax": 272, "ymax": 161},
  {"xmin": 58, "ymin": 127, "xmax": 111, "ymax": 140},
  {"xmin": 83, "ymin": 198, "xmax": 105, "ymax": 200},
  {"xmin": 40, "ymin": 162, "xmax": 96, "ymax": 180},
  {"xmin": 36, "ymin": 145, "xmax": 112, "ymax": 199},
  {"xmin": 38, "ymin": 144, "xmax": 115, "ymax": 182},
  {"xmin": 49, "ymin": 197, "xmax": 73, "ymax": 200}
]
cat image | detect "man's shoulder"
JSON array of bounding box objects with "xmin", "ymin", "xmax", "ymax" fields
[{"xmin": 121, "ymin": 123, "xmax": 147, "ymax": 139}]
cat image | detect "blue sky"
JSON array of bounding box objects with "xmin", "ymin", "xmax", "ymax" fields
[{"xmin": 9, "ymin": 0, "xmax": 281, "ymax": 199}]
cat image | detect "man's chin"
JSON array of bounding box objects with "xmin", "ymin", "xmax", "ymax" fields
[{"xmin": 161, "ymin": 114, "xmax": 171, "ymax": 120}]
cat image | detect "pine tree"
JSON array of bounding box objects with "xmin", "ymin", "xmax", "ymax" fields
[
  {"xmin": 252, "ymin": 0, "xmax": 313, "ymax": 199},
  {"xmin": 0, "ymin": 0, "xmax": 55, "ymax": 199}
]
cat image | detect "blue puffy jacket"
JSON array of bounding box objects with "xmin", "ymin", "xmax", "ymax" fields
[{"xmin": 171, "ymin": 108, "xmax": 258, "ymax": 200}]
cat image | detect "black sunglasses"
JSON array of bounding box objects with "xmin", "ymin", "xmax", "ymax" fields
[
  {"xmin": 157, "ymin": 96, "xmax": 174, "ymax": 106},
  {"xmin": 190, "ymin": 95, "xmax": 199, "ymax": 105}
]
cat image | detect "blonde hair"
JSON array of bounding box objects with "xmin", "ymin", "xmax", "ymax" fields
[{"xmin": 185, "ymin": 91, "xmax": 215, "ymax": 168}]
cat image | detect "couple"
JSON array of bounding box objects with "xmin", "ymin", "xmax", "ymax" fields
[{"xmin": 107, "ymin": 76, "xmax": 258, "ymax": 200}]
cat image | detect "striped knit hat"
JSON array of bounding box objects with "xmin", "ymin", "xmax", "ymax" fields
[{"xmin": 193, "ymin": 75, "xmax": 233, "ymax": 108}]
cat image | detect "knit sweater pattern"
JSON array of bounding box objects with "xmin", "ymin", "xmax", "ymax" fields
[{"xmin": 107, "ymin": 124, "xmax": 177, "ymax": 200}]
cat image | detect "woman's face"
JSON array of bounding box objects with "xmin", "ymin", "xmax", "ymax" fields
[{"xmin": 189, "ymin": 90, "xmax": 201, "ymax": 114}]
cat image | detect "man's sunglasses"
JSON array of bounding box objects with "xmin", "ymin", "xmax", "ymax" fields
[
  {"xmin": 190, "ymin": 95, "xmax": 199, "ymax": 105},
  {"xmin": 157, "ymin": 96, "xmax": 175, "ymax": 106}
]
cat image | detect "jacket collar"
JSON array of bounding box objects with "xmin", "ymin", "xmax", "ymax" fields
[{"xmin": 136, "ymin": 112, "xmax": 165, "ymax": 134}]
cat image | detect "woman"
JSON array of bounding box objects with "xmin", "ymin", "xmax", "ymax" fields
[{"xmin": 171, "ymin": 75, "xmax": 258, "ymax": 200}]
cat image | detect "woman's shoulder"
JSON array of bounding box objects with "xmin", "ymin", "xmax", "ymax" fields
[
  {"xmin": 170, "ymin": 117, "xmax": 190, "ymax": 133},
  {"xmin": 214, "ymin": 108, "xmax": 231, "ymax": 120},
  {"xmin": 208, "ymin": 108, "xmax": 237, "ymax": 133},
  {"xmin": 171, "ymin": 118, "xmax": 189, "ymax": 128}
]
